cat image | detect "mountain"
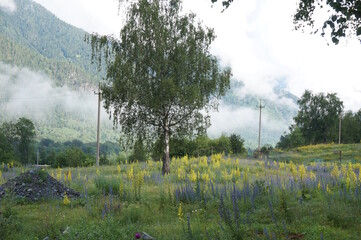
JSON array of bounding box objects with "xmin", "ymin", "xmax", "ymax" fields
[
  {"xmin": 0, "ymin": 0, "xmax": 298, "ymax": 147},
  {"xmin": 0, "ymin": 0, "xmax": 102, "ymax": 87},
  {"xmin": 0, "ymin": 0, "xmax": 115, "ymax": 143}
]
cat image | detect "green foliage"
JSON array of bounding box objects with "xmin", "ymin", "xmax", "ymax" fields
[
  {"xmin": 129, "ymin": 135, "xmax": 147, "ymax": 162},
  {"xmin": 89, "ymin": 0, "xmax": 231, "ymax": 174},
  {"xmin": 340, "ymin": 110, "xmax": 361, "ymax": 144},
  {"xmin": 276, "ymin": 126, "xmax": 306, "ymax": 149},
  {"xmin": 294, "ymin": 0, "xmax": 361, "ymax": 44},
  {"xmin": 152, "ymin": 133, "xmax": 245, "ymax": 159},
  {"xmin": 0, "ymin": 117, "xmax": 36, "ymax": 164},
  {"xmin": 37, "ymin": 138, "xmax": 121, "ymax": 167},
  {"xmin": 0, "ymin": 205, "xmax": 22, "ymax": 238},
  {"xmin": 229, "ymin": 133, "xmax": 245, "ymax": 154},
  {"xmin": 0, "ymin": 131, "xmax": 15, "ymax": 163},
  {"xmin": 15, "ymin": 118, "xmax": 36, "ymax": 164},
  {"xmin": 294, "ymin": 90, "xmax": 343, "ymax": 144},
  {"xmin": 94, "ymin": 176, "xmax": 120, "ymax": 195}
]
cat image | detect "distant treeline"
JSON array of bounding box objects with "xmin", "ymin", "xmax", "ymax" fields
[
  {"xmin": 0, "ymin": 118, "xmax": 121, "ymax": 167},
  {"xmin": 1, "ymin": 117, "xmax": 248, "ymax": 167},
  {"xmin": 276, "ymin": 91, "xmax": 361, "ymax": 149},
  {"xmin": 149, "ymin": 134, "xmax": 246, "ymax": 161}
]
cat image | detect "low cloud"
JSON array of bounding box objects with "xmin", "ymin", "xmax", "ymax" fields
[
  {"xmin": 0, "ymin": 0, "xmax": 16, "ymax": 12},
  {"xmin": 0, "ymin": 62, "xmax": 110, "ymax": 124}
]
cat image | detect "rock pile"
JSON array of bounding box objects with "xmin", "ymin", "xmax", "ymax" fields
[{"xmin": 0, "ymin": 169, "xmax": 80, "ymax": 201}]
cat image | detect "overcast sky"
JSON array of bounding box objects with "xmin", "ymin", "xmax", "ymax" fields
[{"xmin": 3, "ymin": 0, "xmax": 361, "ymax": 112}]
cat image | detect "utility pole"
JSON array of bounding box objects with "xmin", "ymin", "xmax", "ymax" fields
[
  {"xmin": 94, "ymin": 84, "xmax": 101, "ymax": 167},
  {"xmin": 257, "ymin": 99, "xmax": 265, "ymax": 152},
  {"xmin": 338, "ymin": 111, "xmax": 342, "ymax": 144}
]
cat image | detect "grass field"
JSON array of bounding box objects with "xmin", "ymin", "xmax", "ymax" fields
[{"xmin": 1, "ymin": 144, "xmax": 361, "ymax": 239}]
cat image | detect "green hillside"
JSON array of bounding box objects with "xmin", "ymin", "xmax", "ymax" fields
[
  {"xmin": 269, "ymin": 143, "xmax": 361, "ymax": 163},
  {"xmin": 0, "ymin": 0, "xmax": 102, "ymax": 87}
]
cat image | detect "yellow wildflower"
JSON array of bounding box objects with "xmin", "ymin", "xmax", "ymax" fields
[
  {"xmin": 326, "ymin": 184, "xmax": 331, "ymax": 193},
  {"xmin": 330, "ymin": 166, "xmax": 339, "ymax": 178},
  {"xmin": 202, "ymin": 172, "xmax": 210, "ymax": 183},
  {"xmin": 67, "ymin": 171, "xmax": 72, "ymax": 182},
  {"xmin": 309, "ymin": 171, "xmax": 316, "ymax": 181},
  {"xmin": 189, "ymin": 169, "xmax": 197, "ymax": 182},
  {"xmin": 178, "ymin": 203, "xmax": 183, "ymax": 222},
  {"xmin": 56, "ymin": 167, "xmax": 62, "ymax": 180},
  {"xmin": 298, "ymin": 164, "xmax": 307, "ymax": 181},
  {"xmin": 117, "ymin": 164, "xmax": 121, "ymax": 175},
  {"xmin": 63, "ymin": 193, "xmax": 70, "ymax": 205}
]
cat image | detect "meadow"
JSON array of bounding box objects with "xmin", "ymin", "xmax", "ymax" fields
[{"xmin": 1, "ymin": 144, "xmax": 361, "ymax": 239}]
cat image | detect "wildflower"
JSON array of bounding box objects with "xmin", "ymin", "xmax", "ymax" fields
[
  {"xmin": 202, "ymin": 172, "xmax": 210, "ymax": 183},
  {"xmin": 135, "ymin": 233, "xmax": 141, "ymax": 239},
  {"xmin": 177, "ymin": 166, "xmax": 186, "ymax": 180},
  {"xmin": 279, "ymin": 162, "xmax": 285, "ymax": 170},
  {"xmin": 128, "ymin": 165, "xmax": 134, "ymax": 180},
  {"xmin": 67, "ymin": 171, "xmax": 72, "ymax": 182},
  {"xmin": 326, "ymin": 184, "xmax": 331, "ymax": 194},
  {"xmin": 317, "ymin": 181, "xmax": 321, "ymax": 190},
  {"xmin": 309, "ymin": 171, "xmax": 316, "ymax": 181},
  {"xmin": 119, "ymin": 180, "xmax": 124, "ymax": 196},
  {"xmin": 56, "ymin": 166, "xmax": 62, "ymax": 180},
  {"xmin": 178, "ymin": 203, "xmax": 183, "ymax": 222},
  {"xmin": 96, "ymin": 168, "xmax": 100, "ymax": 176},
  {"xmin": 298, "ymin": 164, "xmax": 307, "ymax": 181},
  {"xmin": 341, "ymin": 164, "xmax": 347, "ymax": 177},
  {"xmin": 63, "ymin": 193, "xmax": 70, "ymax": 205},
  {"xmin": 289, "ymin": 161, "xmax": 297, "ymax": 179},
  {"xmin": 117, "ymin": 164, "xmax": 121, "ymax": 175},
  {"xmin": 330, "ymin": 165, "xmax": 339, "ymax": 178},
  {"xmin": 10, "ymin": 161, "xmax": 14, "ymax": 168},
  {"xmin": 189, "ymin": 169, "xmax": 197, "ymax": 182},
  {"xmin": 359, "ymin": 166, "xmax": 361, "ymax": 183}
]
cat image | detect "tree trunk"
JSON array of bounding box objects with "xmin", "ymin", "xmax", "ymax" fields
[{"xmin": 162, "ymin": 126, "xmax": 170, "ymax": 175}]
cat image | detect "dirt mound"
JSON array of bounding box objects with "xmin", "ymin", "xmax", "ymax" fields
[{"xmin": 0, "ymin": 169, "xmax": 80, "ymax": 201}]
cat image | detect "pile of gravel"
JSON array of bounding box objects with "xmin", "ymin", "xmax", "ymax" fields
[{"xmin": 0, "ymin": 169, "xmax": 80, "ymax": 201}]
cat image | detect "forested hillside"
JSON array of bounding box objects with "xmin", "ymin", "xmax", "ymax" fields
[{"xmin": 0, "ymin": 0, "xmax": 102, "ymax": 87}]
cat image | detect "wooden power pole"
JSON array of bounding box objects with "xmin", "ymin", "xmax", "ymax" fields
[
  {"xmin": 94, "ymin": 85, "xmax": 101, "ymax": 167},
  {"xmin": 338, "ymin": 111, "xmax": 342, "ymax": 144},
  {"xmin": 258, "ymin": 99, "xmax": 265, "ymax": 152}
]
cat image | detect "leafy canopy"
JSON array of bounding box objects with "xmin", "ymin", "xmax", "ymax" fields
[
  {"xmin": 89, "ymin": 0, "xmax": 231, "ymax": 174},
  {"xmin": 294, "ymin": 0, "xmax": 361, "ymax": 44},
  {"xmin": 210, "ymin": 0, "xmax": 361, "ymax": 43},
  {"xmin": 294, "ymin": 90, "xmax": 343, "ymax": 144}
]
